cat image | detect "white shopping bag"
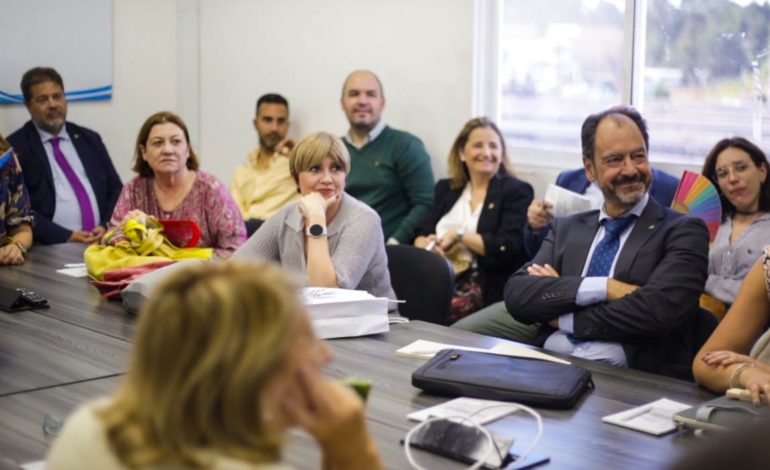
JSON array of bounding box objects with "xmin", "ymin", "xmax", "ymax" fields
[{"xmin": 301, "ymin": 288, "xmax": 390, "ymax": 339}]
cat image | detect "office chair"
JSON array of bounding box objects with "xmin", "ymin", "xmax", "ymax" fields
[
  {"xmin": 386, "ymin": 245, "xmax": 454, "ymax": 326},
  {"xmin": 692, "ymin": 307, "xmax": 719, "ymax": 354}
]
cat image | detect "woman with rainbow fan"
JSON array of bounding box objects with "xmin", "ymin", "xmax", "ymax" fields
[{"xmin": 700, "ymin": 137, "xmax": 770, "ymax": 307}]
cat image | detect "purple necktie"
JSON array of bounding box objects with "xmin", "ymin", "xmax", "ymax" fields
[{"xmin": 50, "ymin": 137, "xmax": 95, "ymax": 231}]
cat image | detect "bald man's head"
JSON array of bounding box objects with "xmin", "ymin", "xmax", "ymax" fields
[{"xmin": 341, "ymin": 70, "xmax": 386, "ymax": 132}]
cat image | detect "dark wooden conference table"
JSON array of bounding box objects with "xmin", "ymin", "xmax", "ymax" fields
[{"xmin": 0, "ymin": 244, "xmax": 717, "ymax": 469}]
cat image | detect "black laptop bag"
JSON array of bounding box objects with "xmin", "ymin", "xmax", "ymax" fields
[{"xmin": 412, "ymin": 349, "xmax": 593, "ymax": 409}]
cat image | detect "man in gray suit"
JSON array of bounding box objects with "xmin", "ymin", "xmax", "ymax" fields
[{"xmin": 506, "ymin": 105, "xmax": 709, "ymax": 379}]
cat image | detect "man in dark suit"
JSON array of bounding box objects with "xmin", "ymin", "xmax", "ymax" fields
[
  {"xmin": 523, "ymin": 165, "xmax": 680, "ymax": 258},
  {"xmin": 506, "ymin": 106, "xmax": 708, "ymax": 379},
  {"xmin": 7, "ymin": 67, "xmax": 122, "ymax": 244}
]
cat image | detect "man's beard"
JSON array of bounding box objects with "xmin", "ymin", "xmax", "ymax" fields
[
  {"xmin": 36, "ymin": 112, "xmax": 65, "ymax": 135},
  {"xmin": 603, "ymin": 174, "xmax": 650, "ymax": 208},
  {"xmin": 259, "ymin": 132, "xmax": 282, "ymax": 151},
  {"xmin": 351, "ymin": 121, "xmax": 376, "ymax": 134}
]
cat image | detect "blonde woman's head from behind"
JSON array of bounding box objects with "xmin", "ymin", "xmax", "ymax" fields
[{"xmin": 101, "ymin": 261, "xmax": 330, "ymax": 467}]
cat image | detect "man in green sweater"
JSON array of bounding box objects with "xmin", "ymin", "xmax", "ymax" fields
[{"xmin": 340, "ymin": 70, "xmax": 434, "ymax": 244}]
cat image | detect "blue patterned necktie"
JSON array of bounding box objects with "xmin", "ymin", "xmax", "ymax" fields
[
  {"xmin": 565, "ymin": 214, "xmax": 637, "ymax": 345},
  {"xmin": 586, "ymin": 214, "xmax": 637, "ymax": 277}
]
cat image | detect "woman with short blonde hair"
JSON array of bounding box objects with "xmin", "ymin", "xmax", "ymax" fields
[
  {"xmin": 48, "ymin": 261, "xmax": 381, "ymax": 468},
  {"xmin": 288, "ymin": 132, "xmax": 350, "ymax": 183},
  {"xmin": 235, "ymin": 132, "xmax": 395, "ymax": 303}
]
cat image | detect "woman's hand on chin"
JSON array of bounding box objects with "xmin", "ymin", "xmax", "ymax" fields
[
  {"xmin": 279, "ymin": 364, "xmax": 381, "ymax": 467},
  {"xmin": 299, "ymin": 192, "xmax": 335, "ymax": 222}
]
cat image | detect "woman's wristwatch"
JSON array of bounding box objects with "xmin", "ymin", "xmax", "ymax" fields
[{"xmin": 306, "ymin": 223, "xmax": 328, "ymax": 238}]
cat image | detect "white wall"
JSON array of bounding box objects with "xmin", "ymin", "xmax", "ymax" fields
[
  {"xmin": 1, "ymin": 0, "xmax": 474, "ymax": 185},
  {"xmin": 199, "ymin": 0, "xmax": 474, "ymax": 184},
  {"xmin": 0, "ymin": 0, "xmax": 180, "ymax": 183}
]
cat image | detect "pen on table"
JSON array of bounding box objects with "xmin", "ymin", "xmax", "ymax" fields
[
  {"xmin": 424, "ymin": 240, "xmax": 436, "ymax": 251},
  {"xmin": 621, "ymin": 406, "xmax": 653, "ymax": 422}
]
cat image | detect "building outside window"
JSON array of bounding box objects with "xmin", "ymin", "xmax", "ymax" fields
[{"xmin": 498, "ymin": 0, "xmax": 770, "ymax": 165}]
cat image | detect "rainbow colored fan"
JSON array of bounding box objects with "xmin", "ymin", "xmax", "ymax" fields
[{"xmin": 671, "ymin": 170, "xmax": 722, "ymax": 242}]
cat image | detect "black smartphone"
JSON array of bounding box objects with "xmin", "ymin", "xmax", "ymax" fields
[
  {"xmin": 18, "ymin": 289, "xmax": 49, "ymax": 307},
  {"xmin": 0, "ymin": 285, "xmax": 49, "ymax": 312},
  {"xmin": 407, "ymin": 419, "xmax": 514, "ymax": 469}
]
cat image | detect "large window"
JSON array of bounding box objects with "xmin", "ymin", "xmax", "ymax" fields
[{"xmin": 498, "ymin": 0, "xmax": 770, "ymax": 164}]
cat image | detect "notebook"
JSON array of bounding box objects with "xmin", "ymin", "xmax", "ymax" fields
[{"xmin": 602, "ymin": 398, "xmax": 691, "ymax": 435}]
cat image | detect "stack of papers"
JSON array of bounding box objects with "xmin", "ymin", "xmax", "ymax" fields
[
  {"xmin": 396, "ymin": 339, "xmax": 571, "ymax": 365},
  {"xmin": 408, "ymin": 397, "xmax": 519, "ymax": 424},
  {"xmin": 602, "ymin": 398, "xmax": 692, "ymax": 435},
  {"xmin": 544, "ymin": 184, "xmax": 592, "ymax": 217}
]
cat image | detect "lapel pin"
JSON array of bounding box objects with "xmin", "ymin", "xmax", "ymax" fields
[
  {"xmin": 648, "ymin": 224, "xmax": 655, "ymax": 229},
  {"xmin": 488, "ymin": 203, "xmax": 495, "ymax": 209}
]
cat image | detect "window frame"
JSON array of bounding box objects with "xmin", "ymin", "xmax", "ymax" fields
[{"xmin": 477, "ymin": 0, "xmax": 697, "ymax": 169}]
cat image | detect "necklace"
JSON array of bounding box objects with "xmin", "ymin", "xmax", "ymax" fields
[
  {"xmin": 733, "ymin": 211, "xmax": 765, "ymax": 226},
  {"xmin": 735, "ymin": 209, "xmax": 760, "ymax": 216}
]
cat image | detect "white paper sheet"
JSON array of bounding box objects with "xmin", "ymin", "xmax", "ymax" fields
[
  {"xmin": 56, "ymin": 266, "xmax": 88, "ymax": 278},
  {"xmin": 602, "ymin": 398, "xmax": 692, "ymax": 435},
  {"xmin": 544, "ymin": 183, "xmax": 592, "ymax": 217},
  {"xmin": 408, "ymin": 397, "xmax": 519, "ymax": 424},
  {"xmin": 396, "ymin": 339, "xmax": 571, "ymax": 365}
]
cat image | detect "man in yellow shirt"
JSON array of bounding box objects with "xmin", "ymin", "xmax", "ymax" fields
[{"xmin": 231, "ymin": 94, "xmax": 299, "ymax": 235}]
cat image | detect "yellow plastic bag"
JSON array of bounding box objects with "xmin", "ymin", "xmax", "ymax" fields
[{"xmin": 84, "ymin": 216, "xmax": 212, "ymax": 280}]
